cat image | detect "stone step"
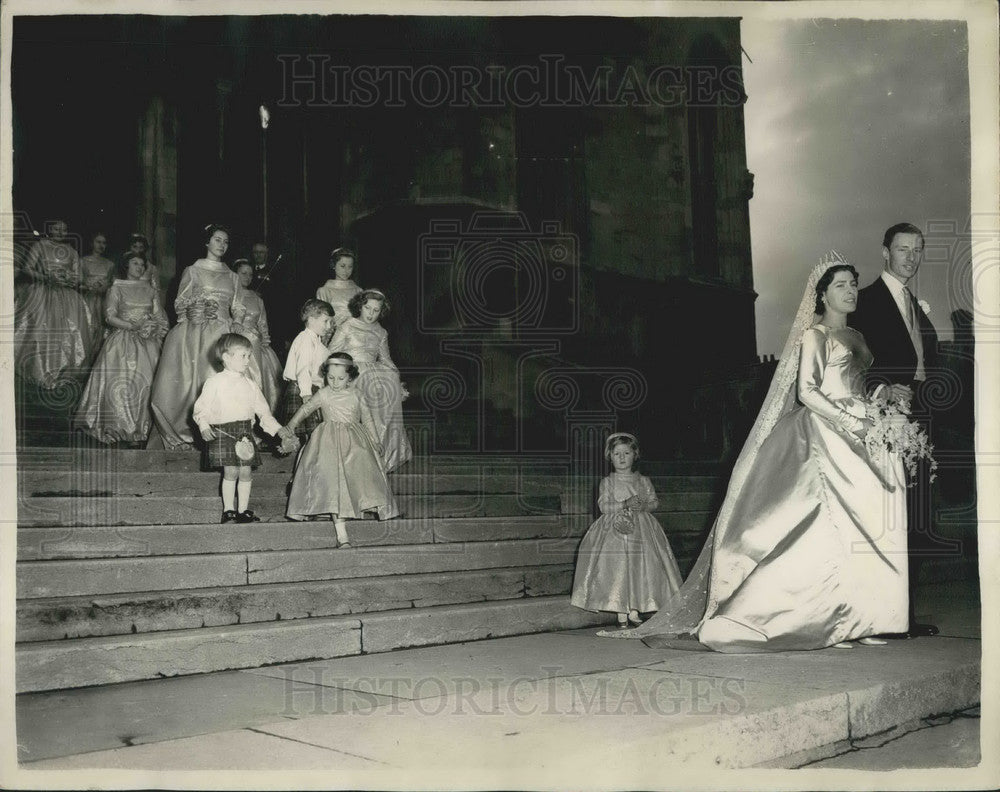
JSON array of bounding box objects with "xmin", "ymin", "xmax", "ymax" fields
[
  {"xmin": 16, "ymin": 515, "xmax": 582, "ymax": 560},
  {"xmin": 15, "ymin": 595, "xmax": 612, "ymax": 693},
  {"xmin": 17, "ymin": 493, "xmax": 564, "ymax": 527},
  {"xmin": 14, "ymin": 446, "xmax": 726, "ymax": 477},
  {"xmin": 17, "ymin": 538, "xmax": 585, "ymax": 599},
  {"xmin": 560, "ymin": 490, "xmax": 715, "ymax": 514},
  {"xmin": 17, "ymin": 511, "xmax": 710, "ymax": 562},
  {"xmin": 18, "ymin": 468, "xmax": 720, "ymax": 498},
  {"xmin": 16, "ymin": 564, "xmax": 576, "ymax": 642}
]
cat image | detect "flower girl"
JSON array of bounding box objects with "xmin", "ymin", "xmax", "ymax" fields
[
  {"xmin": 284, "ymin": 352, "xmax": 399, "ymax": 547},
  {"xmin": 571, "ymin": 433, "xmax": 683, "ymax": 628}
]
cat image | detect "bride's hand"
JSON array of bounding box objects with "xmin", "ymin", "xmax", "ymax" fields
[{"xmin": 856, "ymin": 418, "xmax": 874, "ymax": 439}]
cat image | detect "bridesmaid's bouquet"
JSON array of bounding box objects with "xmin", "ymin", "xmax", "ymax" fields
[
  {"xmin": 135, "ymin": 313, "xmax": 164, "ymax": 340},
  {"xmin": 863, "ymin": 396, "xmax": 937, "ymax": 484}
]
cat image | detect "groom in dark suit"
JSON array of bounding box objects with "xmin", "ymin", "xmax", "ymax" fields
[{"xmin": 850, "ymin": 222, "xmax": 940, "ymax": 638}]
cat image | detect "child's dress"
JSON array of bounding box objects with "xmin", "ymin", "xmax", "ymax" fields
[
  {"xmin": 327, "ymin": 317, "xmax": 412, "ymax": 471},
  {"xmin": 571, "ymin": 472, "xmax": 683, "ymax": 614},
  {"xmin": 74, "ymin": 278, "xmax": 168, "ymax": 443},
  {"xmin": 286, "ymin": 386, "xmax": 399, "ymax": 521}
]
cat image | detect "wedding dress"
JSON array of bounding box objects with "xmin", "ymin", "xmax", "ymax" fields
[{"xmin": 607, "ymin": 255, "xmax": 908, "ymax": 651}]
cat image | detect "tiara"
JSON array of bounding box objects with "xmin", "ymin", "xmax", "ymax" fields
[
  {"xmin": 232, "ymin": 258, "xmax": 250, "ymax": 266},
  {"xmin": 364, "ymin": 289, "xmax": 387, "ymax": 299},
  {"xmin": 605, "ymin": 432, "xmax": 637, "ymax": 446}
]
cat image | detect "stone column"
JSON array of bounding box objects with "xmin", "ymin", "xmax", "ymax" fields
[{"xmin": 136, "ymin": 96, "xmax": 178, "ymax": 290}]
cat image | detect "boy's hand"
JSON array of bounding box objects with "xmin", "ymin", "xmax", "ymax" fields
[{"xmin": 200, "ymin": 427, "xmax": 216, "ymax": 441}]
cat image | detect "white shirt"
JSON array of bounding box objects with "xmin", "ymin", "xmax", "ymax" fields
[
  {"xmin": 193, "ymin": 369, "xmax": 282, "ymax": 435},
  {"xmin": 880, "ymin": 271, "xmax": 917, "ymax": 330},
  {"xmin": 283, "ymin": 328, "xmax": 328, "ymax": 395}
]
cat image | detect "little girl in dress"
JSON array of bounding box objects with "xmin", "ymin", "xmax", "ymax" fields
[
  {"xmin": 571, "ymin": 433, "xmax": 683, "ymax": 628},
  {"xmin": 284, "ymin": 352, "xmax": 399, "ymax": 547}
]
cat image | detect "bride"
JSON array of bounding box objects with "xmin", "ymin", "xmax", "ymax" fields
[{"xmin": 605, "ymin": 254, "xmax": 908, "ymax": 651}]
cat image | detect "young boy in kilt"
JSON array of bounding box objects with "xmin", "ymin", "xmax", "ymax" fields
[
  {"xmin": 193, "ymin": 333, "xmax": 294, "ymax": 523},
  {"xmin": 279, "ymin": 299, "xmax": 334, "ymax": 439}
]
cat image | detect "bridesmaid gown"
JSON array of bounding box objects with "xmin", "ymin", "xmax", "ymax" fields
[
  {"xmin": 149, "ymin": 259, "xmax": 246, "ymax": 449},
  {"xmin": 239, "ymin": 288, "xmax": 282, "ymax": 411},
  {"xmin": 74, "ymin": 279, "xmax": 167, "ymax": 443},
  {"xmin": 13, "ymin": 239, "xmax": 92, "ymax": 388},
  {"xmin": 316, "ymin": 279, "xmax": 361, "ymax": 328},
  {"xmin": 678, "ymin": 325, "xmax": 909, "ymax": 652},
  {"xmin": 571, "ymin": 473, "xmax": 683, "ymax": 614},
  {"xmin": 286, "ymin": 386, "xmax": 399, "ymax": 521},
  {"xmin": 328, "ymin": 317, "xmax": 412, "ymax": 471},
  {"xmin": 79, "ymin": 254, "xmax": 116, "ymax": 363}
]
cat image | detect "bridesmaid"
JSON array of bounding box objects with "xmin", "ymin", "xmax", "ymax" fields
[
  {"xmin": 13, "ymin": 218, "xmax": 91, "ymax": 388},
  {"xmin": 79, "ymin": 231, "xmax": 116, "ymax": 363},
  {"xmin": 74, "ymin": 253, "xmax": 168, "ymax": 445},
  {"xmin": 315, "ymin": 247, "xmax": 361, "ymax": 344},
  {"xmin": 127, "ymin": 232, "xmax": 160, "ymax": 293},
  {"xmin": 232, "ymin": 258, "xmax": 282, "ymax": 411},
  {"xmin": 150, "ymin": 223, "xmax": 247, "ymax": 449},
  {"xmin": 328, "ymin": 289, "xmax": 412, "ymax": 471}
]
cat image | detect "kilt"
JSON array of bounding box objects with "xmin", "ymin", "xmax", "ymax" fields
[
  {"xmin": 279, "ymin": 380, "xmax": 323, "ymax": 437},
  {"xmin": 203, "ymin": 419, "xmax": 261, "ymax": 469}
]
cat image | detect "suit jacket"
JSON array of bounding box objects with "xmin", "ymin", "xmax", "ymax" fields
[{"xmin": 849, "ymin": 276, "xmax": 938, "ymax": 391}]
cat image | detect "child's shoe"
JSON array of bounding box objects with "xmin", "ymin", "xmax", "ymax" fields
[
  {"xmin": 221, "ymin": 510, "xmax": 239, "ymax": 524},
  {"xmin": 236, "ymin": 510, "xmax": 261, "ymax": 523}
]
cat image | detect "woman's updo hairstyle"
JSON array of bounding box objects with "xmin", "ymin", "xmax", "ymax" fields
[
  {"xmin": 202, "ymin": 223, "xmax": 231, "ymax": 246},
  {"xmin": 329, "ymin": 247, "xmax": 356, "ymax": 269},
  {"xmin": 117, "ymin": 252, "xmax": 147, "ymax": 279},
  {"xmin": 348, "ymin": 288, "xmax": 391, "ymax": 319},
  {"xmin": 814, "ymin": 263, "xmax": 859, "ymax": 315}
]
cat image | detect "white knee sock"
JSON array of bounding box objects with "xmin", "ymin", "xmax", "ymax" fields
[
  {"xmin": 334, "ymin": 519, "xmax": 349, "ymax": 545},
  {"xmin": 237, "ymin": 480, "xmax": 252, "ymax": 512},
  {"xmin": 222, "ymin": 479, "xmax": 237, "ymax": 511}
]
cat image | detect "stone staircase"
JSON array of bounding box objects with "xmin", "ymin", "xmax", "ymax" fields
[{"xmin": 15, "ymin": 445, "xmax": 720, "ymax": 694}]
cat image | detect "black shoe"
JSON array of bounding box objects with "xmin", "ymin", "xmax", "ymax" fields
[
  {"xmin": 221, "ymin": 510, "xmax": 239, "ymax": 524},
  {"xmin": 236, "ymin": 510, "xmax": 260, "ymax": 523},
  {"xmin": 908, "ymin": 623, "xmax": 939, "ymax": 638}
]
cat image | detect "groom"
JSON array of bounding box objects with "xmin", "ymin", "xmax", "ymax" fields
[{"xmin": 850, "ymin": 222, "xmax": 940, "ymax": 638}]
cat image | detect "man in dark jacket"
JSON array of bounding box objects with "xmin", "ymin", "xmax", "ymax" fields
[{"xmin": 850, "ymin": 222, "xmax": 942, "ymax": 638}]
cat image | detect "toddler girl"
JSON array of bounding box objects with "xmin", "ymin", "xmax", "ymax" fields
[
  {"xmin": 193, "ymin": 333, "xmax": 289, "ymax": 523},
  {"xmin": 285, "ymin": 352, "xmax": 399, "ymax": 547},
  {"xmin": 571, "ymin": 432, "xmax": 683, "ymax": 627}
]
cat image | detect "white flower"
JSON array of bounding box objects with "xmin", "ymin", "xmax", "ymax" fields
[{"xmin": 918, "ymin": 299, "xmax": 931, "ymax": 316}]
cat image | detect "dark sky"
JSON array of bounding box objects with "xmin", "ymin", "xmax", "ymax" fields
[{"xmin": 741, "ymin": 17, "xmax": 971, "ymax": 354}]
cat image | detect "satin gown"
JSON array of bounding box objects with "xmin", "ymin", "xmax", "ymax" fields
[
  {"xmin": 315, "ymin": 279, "xmax": 361, "ymax": 328},
  {"xmin": 286, "ymin": 386, "xmax": 399, "ymax": 521},
  {"xmin": 79, "ymin": 254, "xmax": 116, "ymax": 363},
  {"xmin": 328, "ymin": 317, "xmax": 412, "ymax": 471},
  {"xmin": 74, "ymin": 279, "xmax": 167, "ymax": 443},
  {"xmin": 149, "ymin": 260, "xmax": 246, "ymax": 449},
  {"xmin": 689, "ymin": 325, "xmax": 908, "ymax": 652},
  {"xmin": 571, "ymin": 473, "xmax": 683, "ymax": 614},
  {"xmin": 239, "ymin": 289, "xmax": 282, "ymax": 411},
  {"xmin": 13, "ymin": 239, "xmax": 92, "ymax": 388}
]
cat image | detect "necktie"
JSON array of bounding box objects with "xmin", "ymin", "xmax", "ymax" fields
[{"xmin": 903, "ymin": 286, "xmax": 925, "ymax": 381}]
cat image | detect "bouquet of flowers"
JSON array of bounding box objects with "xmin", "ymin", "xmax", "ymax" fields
[
  {"xmin": 612, "ymin": 508, "xmax": 635, "ymax": 536},
  {"xmin": 135, "ymin": 312, "xmax": 165, "ymax": 341},
  {"xmin": 863, "ymin": 396, "xmax": 937, "ymax": 485}
]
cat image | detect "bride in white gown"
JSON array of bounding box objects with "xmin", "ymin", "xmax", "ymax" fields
[{"xmin": 604, "ymin": 255, "xmax": 908, "ymax": 652}]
